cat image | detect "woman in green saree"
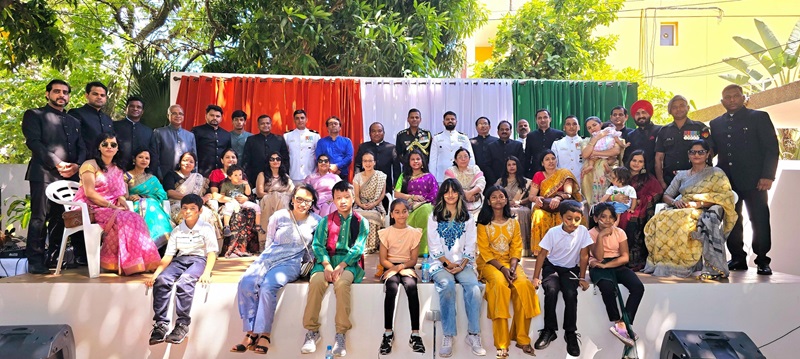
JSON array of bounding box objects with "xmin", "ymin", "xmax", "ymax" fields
[{"xmin": 125, "ymin": 148, "xmax": 174, "ymax": 247}]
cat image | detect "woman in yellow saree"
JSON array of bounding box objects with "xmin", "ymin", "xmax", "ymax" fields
[
  {"xmin": 528, "ymin": 150, "xmax": 582, "ymax": 255},
  {"xmin": 644, "ymin": 141, "xmax": 737, "ymax": 278}
]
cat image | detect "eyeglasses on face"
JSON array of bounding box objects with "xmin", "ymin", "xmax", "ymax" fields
[
  {"xmin": 101, "ymin": 142, "xmax": 118, "ymax": 148},
  {"xmin": 688, "ymin": 150, "xmax": 708, "ymax": 156},
  {"xmin": 269, "ymin": 157, "xmax": 282, "ymax": 162},
  {"xmin": 317, "ymin": 159, "xmax": 329, "ymax": 163},
  {"xmin": 294, "ymin": 197, "xmax": 313, "ymax": 205}
]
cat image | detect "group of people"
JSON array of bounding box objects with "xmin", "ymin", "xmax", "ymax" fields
[{"xmin": 23, "ymin": 78, "xmax": 779, "ymax": 357}]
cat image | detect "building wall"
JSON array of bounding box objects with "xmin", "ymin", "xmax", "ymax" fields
[{"xmin": 468, "ymin": 0, "xmax": 799, "ymax": 109}]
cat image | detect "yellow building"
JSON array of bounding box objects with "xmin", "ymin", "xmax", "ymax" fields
[{"xmin": 468, "ymin": 0, "xmax": 799, "ymax": 109}]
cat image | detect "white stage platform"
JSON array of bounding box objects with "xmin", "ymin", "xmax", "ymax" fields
[{"xmin": 0, "ymin": 257, "xmax": 795, "ymax": 359}]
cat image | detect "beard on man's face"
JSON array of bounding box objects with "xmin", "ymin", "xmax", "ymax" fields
[{"xmin": 445, "ymin": 124, "xmax": 456, "ymax": 131}]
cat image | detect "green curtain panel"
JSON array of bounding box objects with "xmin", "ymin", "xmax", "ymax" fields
[{"xmin": 513, "ymin": 80, "xmax": 638, "ymax": 137}]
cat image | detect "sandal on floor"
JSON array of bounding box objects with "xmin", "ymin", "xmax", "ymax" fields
[
  {"xmin": 230, "ymin": 333, "xmax": 258, "ymax": 352},
  {"xmin": 496, "ymin": 348, "xmax": 509, "ymax": 358},
  {"xmin": 253, "ymin": 335, "xmax": 271, "ymax": 354},
  {"xmin": 515, "ymin": 343, "xmax": 535, "ymax": 356}
]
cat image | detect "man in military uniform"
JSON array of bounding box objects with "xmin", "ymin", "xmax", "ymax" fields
[
  {"xmin": 711, "ymin": 84, "xmax": 779, "ymax": 275},
  {"xmin": 470, "ymin": 116, "xmax": 498, "ymax": 184},
  {"xmin": 395, "ymin": 108, "xmax": 432, "ymax": 166},
  {"xmin": 284, "ymin": 109, "xmax": 320, "ymax": 184},
  {"xmin": 624, "ymin": 100, "xmax": 662, "ymax": 174},
  {"xmin": 525, "ymin": 109, "xmax": 564, "ymax": 176},
  {"xmin": 429, "ymin": 111, "xmax": 474, "ymax": 182},
  {"xmin": 551, "ymin": 116, "xmax": 583, "ymax": 181},
  {"xmin": 654, "ymin": 95, "xmax": 714, "ymax": 189}
]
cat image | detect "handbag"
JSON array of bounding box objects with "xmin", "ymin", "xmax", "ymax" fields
[
  {"xmin": 62, "ymin": 207, "xmax": 96, "ymax": 228},
  {"xmin": 290, "ymin": 212, "xmax": 315, "ymax": 278}
]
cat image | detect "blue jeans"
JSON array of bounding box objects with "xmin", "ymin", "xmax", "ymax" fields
[
  {"xmin": 432, "ymin": 267, "xmax": 484, "ymax": 336},
  {"xmin": 237, "ymin": 258, "xmax": 301, "ymax": 333},
  {"xmin": 152, "ymin": 255, "xmax": 207, "ymax": 325}
]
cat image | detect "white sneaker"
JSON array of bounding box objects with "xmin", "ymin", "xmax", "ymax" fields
[
  {"xmin": 465, "ymin": 334, "xmax": 487, "ymax": 356},
  {"xmin": 332, "ymin": 333, "xmax": 347, "ymax": 357},
  {"xmin": 300, "ymin": 331, "xmax": 320, "ymax": 354},
  {"xmin": 440, "ymin": 335, "xmax": 454, "ymax": 357}
]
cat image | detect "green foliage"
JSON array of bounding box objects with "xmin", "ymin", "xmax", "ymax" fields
[
  {"xmin": 575, "ymin": 65, "xmax": 674, "ymax": 125},
  {"xmin": 720, "ymin": 19, "xmax": 800, "ymax": 93},
  {"xmin": 0, "ymin": 0, "xmax": 72, "ymax": 71},
  {"xmin": 2, "ymin": 195, "xmax": 31, "ymax": 230},
  {"xmin": 205, "ymin": 0, "xmax": 488, "ymax": 77},
  {"xmin": 475, "ymin": 0, "xmax": 623, "ymax": 79},
  {"xmin": 129, "ymin": 49, "xmax": 174, "ymax": 129}
]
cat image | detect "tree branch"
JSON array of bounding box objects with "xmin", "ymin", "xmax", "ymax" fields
[{"xmin": 132, "ymin": 0, "xmax": 178, "ymax": 43}]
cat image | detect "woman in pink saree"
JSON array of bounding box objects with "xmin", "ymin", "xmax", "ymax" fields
[
  {"xmin": 303, "ymin": 154, "xmax": 341, "ymax": 217},
  {"xmin": 74, "ymin": 134, "xmax": 161, "ymax": 275}
]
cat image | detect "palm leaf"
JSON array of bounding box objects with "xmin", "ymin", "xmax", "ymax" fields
[
  {"xmin": 734, "ymin": 36, "xmax": 779, "ymax": 76},
  {"xmin": 755, "ymin": 19, "xmax": 784, "ymax": 68},
  {"xmin": 129, "ymin": 48, "xmax": 174, "ymax": 129}
]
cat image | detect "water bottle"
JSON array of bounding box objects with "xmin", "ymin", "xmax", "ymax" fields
[
  {"xmin": 421, "ymin": 254, "xmax": 431, "ymax": 283},
  {"xmin": 325, "ymin": 345, "xmax": 333, "ymax": 359}
]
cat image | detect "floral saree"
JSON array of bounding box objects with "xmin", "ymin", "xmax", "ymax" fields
[{"xmin": 530, "ymin": 168, "xmax": 582, "ymax": 254}]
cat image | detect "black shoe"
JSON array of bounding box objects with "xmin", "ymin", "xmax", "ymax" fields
[
  {"xmin": 565, "ymin": 331, "xmax": 581, "ymax": 357},
  {"xmin": 757, "ymin": 264, "xmax": 773, "ymax": 275},
  {"xmin": 28, "ymin": 263, "xmax": 51, "ymax": 275},
  {"xmin": 223, "ymin": 226, "xmax": 232, "ymax": 237},
  {"xmin": 409, "ymin": 334, "xmax": 425, "ymax": 353},
  {"xmin": 379, "ymin": 332, "xmax": 393, "ymax": 354},
  {"xmin": 75, "ymin": 256, "xmax": 88, "ymax": 267},
  {"xmin": 149, "ymin": 322, "xmax": 169, "ymax": 345},
  {"xmin": 534, "ymin": 329, "xmax": 557, "ymax": 350},
  {"xmin": 165, "ymin": 323, "xmax": 189, "ymax": 344},
  {"xmin": 727, "ymin": 259, "xmax": 748, "ymax": 271}
]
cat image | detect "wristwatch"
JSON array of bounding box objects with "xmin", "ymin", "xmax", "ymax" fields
[{"xmin": 442, "ymin": 262, "xmax": 449, "ymax": 268}]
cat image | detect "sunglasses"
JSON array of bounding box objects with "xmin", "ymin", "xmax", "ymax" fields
[
  {"xmin": 317, "ymin": 159, "xmax": 329, "ymax": 163},
  {"xmin": 688, "ymin": 150, "xmax": 708, "ymax": 155},
  {"xmin": 101, "ymin": 142, "xmax": 118, "ymax": 148},
  {"xmin": 269, "ymin": 157, "xmax": 282, "ymax": 162}
]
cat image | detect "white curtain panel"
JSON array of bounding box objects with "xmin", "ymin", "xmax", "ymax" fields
[{"xmin": 360, "ymin": 78, "xmax": 514, "ymax": 142}]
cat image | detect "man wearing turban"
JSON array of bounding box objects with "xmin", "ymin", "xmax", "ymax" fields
[{"xmin": 624, "ymin": 100, "xmax": 662, "ymax": 174}]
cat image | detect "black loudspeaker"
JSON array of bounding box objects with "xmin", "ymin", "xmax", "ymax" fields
[
  {"xmin": 0, "ymin": 325, "xmax": 75, "ymax": 359},
  {"xmin": 660, "ymin": 330, "xmax": 765, "ymax": 359}
]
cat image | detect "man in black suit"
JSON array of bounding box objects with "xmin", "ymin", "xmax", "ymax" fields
[
  {"xmin": 22, "ymin": 79, "xmax": 87, "ymax": 274},
  {"xmin": 192, "ymin": 104, "xmax": 231, "ymax": 177},
  {"xmin": 711, "ymin": 84, "xmax": 779, "ymax": 275},
  {"xmin": 241, "ymin": 114, "xmax": 290, "ymax": 187},
  {"xmin": 67, "ymin": 81, "xmax": 114, "ymax": 158},
  {"xmin": 355, "ymin": 122, "xmax": 401, "ymax": 192},
  {"xmin": 488, "ymin": 120, "xmax": 525, "ymax": 186},
  {"xmin": 113, "ymin": 96, "xmax": 152, "ymax": 169},
  {"xmin": 525, "ymin": 109, "xmax": 564, "ymax": 176}
]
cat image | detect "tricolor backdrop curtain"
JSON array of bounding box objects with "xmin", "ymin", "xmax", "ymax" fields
[
  {"xmin": 513, "ymin": 80, "xmax": 638, "ymax": 137},
  {"xmin": 360, "ymin": 79, "xmax": 514, "ymax": 141},
  {"xmin": 175, "ymin": 75, "xmax": 364, "ymax": 145}
]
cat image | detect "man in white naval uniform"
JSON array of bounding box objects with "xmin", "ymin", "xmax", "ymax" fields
[
  {"xmin": 551, "ymin": 115, "xmax": 584, "ymax": 182},
  {"xmin": 429, "ymin": 111, "xmax": 475, "ymax": 183},
  {"xmin": 283, "ymin": 109, "xmax": 320, "ymax": 185}
]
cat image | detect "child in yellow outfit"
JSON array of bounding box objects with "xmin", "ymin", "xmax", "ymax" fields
[{"xmin": 476, "ymin": 186, "xmax": 540, "ymax": 357}]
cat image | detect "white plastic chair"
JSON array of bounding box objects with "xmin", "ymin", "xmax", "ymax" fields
[
  {"xmin": 45, "ymin": 180, "xmax": 104, "ymax": 278},
  {"xmin": 383, "ymin": 192, "xmax": 394, "ymax": 228}
]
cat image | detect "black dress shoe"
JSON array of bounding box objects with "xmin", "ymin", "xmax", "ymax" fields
[
  {"xmin": 534, "ymin": 329, "xmax": 557, "ymax": 350},
  {"xmin": 565, "ymin": 331, "xmax": 581, "ymax": 357},
  {"xmin": 28, "ymin": 263, "xmax": 51, "ymax": 275},
  {"xmin": 75, "ymin": 256, "xmax": 88, "ymax": 267},
  {"xmin": 757, "ymin": 265, "xmax": 773, "ymax": 275},
  {"xmin": 727, "ymin": 259, "xmax": 748, "ymax": 271}
]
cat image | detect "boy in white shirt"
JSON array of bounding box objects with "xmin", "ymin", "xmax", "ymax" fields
[
  {"xmin": 531, "ymin": 200, "xmax": 592, "ymax": 357},
  {"xmin": 146, "ymin": 194, "xmax": 218, "ymax": 345}
]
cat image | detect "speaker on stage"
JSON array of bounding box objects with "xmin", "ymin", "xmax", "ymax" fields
[
  {"xmin": 660, "ymin": 330, "xmax": 765, "ymax": 359},
  {"xmin": 0, "ymin": 325, "xmax": 75, "ymax": 359}
]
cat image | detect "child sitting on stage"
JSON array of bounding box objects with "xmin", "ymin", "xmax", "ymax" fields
[
  {"xmin": 588, "ymin": 202, "xmax": 645, "ymax": 348},
  {"xmin": 219, "ymin": 165, "xmax": 264, "ymax": 236},
  {"xmin": 378, "ymin": 198, "xmax": 425, "ymax": 354},
  {"xmin": 146, "ymin": 194, "xmax": 218, "ymax": 345},
  {"xmin": 531, "ymin": 200, "xmax": 592, "ymax": 357}
]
